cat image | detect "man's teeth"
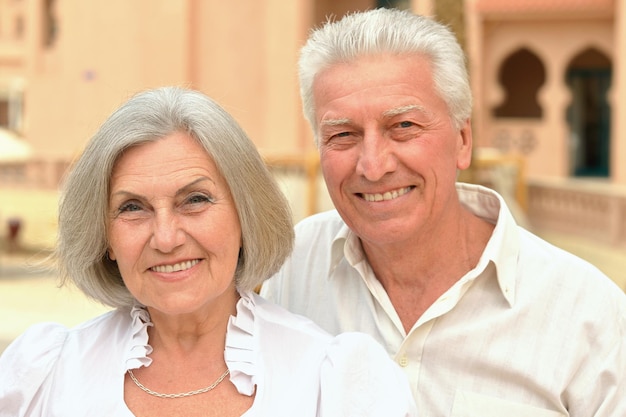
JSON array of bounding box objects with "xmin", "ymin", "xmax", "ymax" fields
[
  {"xmin": 151, "ymin": 259, "xmax": 199, "ymax": 273},
  {"xmin": 363, "ymin": 187, "xmax": 411, "ymax": 202}
]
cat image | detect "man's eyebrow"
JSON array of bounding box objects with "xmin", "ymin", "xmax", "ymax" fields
[
  {"xmin": 320, "ymin": 117, "xmax": 352, "ymax": 127},
  {"xmin": 319, "ymin": 104, "xmax": 426, "ymax": 128},
  {"xmin": 382, "ymin": 104, "xmax": 426, "ymax": 117}
]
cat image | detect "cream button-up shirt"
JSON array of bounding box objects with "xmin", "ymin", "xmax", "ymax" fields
[{"xmin": 262, "ymin": 183, "xmax": 626, "ymax": 417}]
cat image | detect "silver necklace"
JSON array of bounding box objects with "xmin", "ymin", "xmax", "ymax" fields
[{"xmin": 127, "ymin": 368, "xmax": 230, "ymax": 399}]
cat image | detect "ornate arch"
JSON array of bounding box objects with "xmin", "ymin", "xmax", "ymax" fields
[{"xmin": 493, "ymin": 47, "xmax": 546, "ymax": 118}]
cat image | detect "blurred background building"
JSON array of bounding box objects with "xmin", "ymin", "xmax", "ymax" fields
[
  {"xmin": 1, "ymin": 0, "xmax": 625, "ymax": 254},
  {"xmin": 1, "ymin": 0, "xmax": 625, "ymax": 353}
]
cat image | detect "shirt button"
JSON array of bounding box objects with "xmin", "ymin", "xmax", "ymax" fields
[{"xmin": 398, "ymin": 356, "xmax": 408, "ymax": 367}]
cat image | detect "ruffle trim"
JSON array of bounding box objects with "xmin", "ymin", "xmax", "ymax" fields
[
  {"xmin": 224, "ymin": 290, "xmax": 257, "ymax": 396},
  {"xmin": 121, "ymin": 293, "xmax": 257, "ymax": 396},
  {"xmin": 125, "ymin": 304, "xmax": 153, "ymax": 370}
]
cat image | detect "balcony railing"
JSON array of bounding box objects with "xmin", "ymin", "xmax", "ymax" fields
[{"xmin": 527, "ymin": 178, "xmax": 626, "ymax": 247}]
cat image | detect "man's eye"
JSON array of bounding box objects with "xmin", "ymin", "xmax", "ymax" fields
[
  {"xmin": 325, "ymin": 131, "xmax": 352, "ymax": 143},
  {"xmin": 398, "ymin": 121, "xmax": 415, "ymax": 128}
]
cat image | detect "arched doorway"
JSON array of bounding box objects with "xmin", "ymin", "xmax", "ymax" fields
[
  {"xmin": 566, "ymin": 48, "xmax": 612, "ymax": 177},
  {"xmin": 493, "ymin": 48, "xmax": 545, "ymax": 119}
]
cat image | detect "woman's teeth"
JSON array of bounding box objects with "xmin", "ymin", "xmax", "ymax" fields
[{"xmin": 151, "ymin": 259, "xmax": 199, "ymax": 273}]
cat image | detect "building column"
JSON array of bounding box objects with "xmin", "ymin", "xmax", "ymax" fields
[
  {"xmin": 613, "ymin": 0, "xmax": 626, "ymax": 184},
  {"xmin": 463, "ymin": 0, "xmax": 486, "ymax": 147},
  {"xmin": 412, "ymin": 0, "xmax": 434, "ymax": 16}
]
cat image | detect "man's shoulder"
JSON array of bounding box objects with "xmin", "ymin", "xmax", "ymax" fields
[
  {"xmin": 517, "ymin": 227, "xmax": 626, "ymax": 303},
  {"xmin": 261, "ymin": 210, "xmax": 346, "ymax": 307},
  {"xmin": 293, "ymin": 209, "xmax": 346, "ymax": 242},
  {"xmin": 295, "ymin": 209, "xmax": 344, "ymax": 230}
]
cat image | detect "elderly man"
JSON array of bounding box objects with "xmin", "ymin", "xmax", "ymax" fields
[{"xmin": 262, "ymin": 8, "xmax": 626, "ymax": 416}]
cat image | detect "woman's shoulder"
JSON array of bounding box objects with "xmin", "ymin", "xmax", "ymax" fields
[
  {"xmin": 234, "ymin": 292, "xmax": 395, "ymax": 366},
  {"xmin": 0, "ymin": 309, "xmax": 138, "ymax": 415},
  {"xmin": 240, "ymin": 292, "xmax": 403, "ymax": 354},
  {"xmin": 1, "ymin": 321, "xmax": 69, "ymax": 368},
  {"xmin": 229, "ymin": 292, "xmax": 417, "ymax": 415},
  {"xmin": 246, "ymin": 291, "xmax": 332, "ymax": 341},
  {"xmin": 0, "ymin": 309, "xmax": 126, "ymax": 377},
  {"xmin": 0, "ymin": 321, "xmax": 71, "ymax": 415}
]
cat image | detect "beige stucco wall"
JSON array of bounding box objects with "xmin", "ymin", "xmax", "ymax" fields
[
  {"xmin": 22, "ymin": 0, "xmax": 314, "ymax": 163},
  {"xmin": 190, "ymin": 1, "xmax": 313, "ymax": 154},
  {"xmin": 25, "ymin": 1, "xmax": 192, "ymax": 159}
]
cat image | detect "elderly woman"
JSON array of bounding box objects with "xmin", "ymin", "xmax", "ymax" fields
[{"xmin": 0, "ymin": 87, "xmax": 416, "ymax": 416}]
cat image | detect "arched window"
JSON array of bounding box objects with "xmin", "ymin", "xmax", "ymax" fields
[
  {"xmin": 376, "ymin": 0, "xmax": 410, "ymax": 9},
  {"xmin": 493, "ymin": 48, "xmax": 546, "ymax": 118},
  {"xmin": 566, "ymin": 47, "xmax": 611, "ymax": 177}
]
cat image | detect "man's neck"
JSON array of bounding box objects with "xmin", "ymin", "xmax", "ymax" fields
[{"xmin": 361, "ymin": 209, "xmax": 495, "ymax": 332}]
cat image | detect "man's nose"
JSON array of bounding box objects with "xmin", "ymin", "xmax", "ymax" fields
[{"xmin": 355, "ymin": 133, "xmax": 397, "ymax": 181}]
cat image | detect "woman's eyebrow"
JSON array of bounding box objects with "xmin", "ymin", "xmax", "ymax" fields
[
  {"xmin": 110, "ymin": 177, "xmax": 215, "ymax": 201},
  {"xmin": 175, "ymin": 177, "xmax": 214, "ymax": 197}
]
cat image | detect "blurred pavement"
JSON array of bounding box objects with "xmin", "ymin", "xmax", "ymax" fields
[{"xmin": 0, "ymin": 251, "xmax": 112, "ymax": 354}]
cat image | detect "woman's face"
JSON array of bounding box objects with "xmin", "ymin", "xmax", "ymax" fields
[{"xmin": 107, "ymin": 132, "xmax": 242, "ymax": 317}]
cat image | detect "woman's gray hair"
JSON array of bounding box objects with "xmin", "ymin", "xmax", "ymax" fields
[
  {"xmin": 299, "ymin": 8, "xmax": 472, "ymax": 144},
  {"xmin": 56, "ymin": 86, "xmax": 294, "ymax": 308}
]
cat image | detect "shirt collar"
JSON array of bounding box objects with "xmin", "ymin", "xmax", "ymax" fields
[
  {"xmin": 456, "ymin": 183, "xmax": 520, "ymax": 307},
  {"xmin": 329, "ymin": 224, "xmax": 351, "ymax": 277},
  {"xmin": 330, "ymin": 216, "xmax": 378, "ymax": 273}
]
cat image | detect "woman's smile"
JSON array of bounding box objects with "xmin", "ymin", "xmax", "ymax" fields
[{"xmin": 149, "ymin": 259, "xmax": 201, "ymax": 274}]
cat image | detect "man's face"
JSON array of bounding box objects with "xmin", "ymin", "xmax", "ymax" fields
[{"xmin": 313, "ymin": 53, "xmax": 472, "ymax": 249}]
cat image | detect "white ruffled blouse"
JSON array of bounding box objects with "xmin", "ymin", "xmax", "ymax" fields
[{"xmin": 0, "ymin": 290, "xmax": 416, "ymax": 416}]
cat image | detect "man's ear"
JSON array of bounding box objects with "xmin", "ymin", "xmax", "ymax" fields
[{"xmin": 456, "ymin": 119, "xmax": 473, "ymax": 170}]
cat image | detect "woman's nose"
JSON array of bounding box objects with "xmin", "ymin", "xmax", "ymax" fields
[{"xmin": 149, "ymin": 210, "xmax": 185, "ymax": 253}]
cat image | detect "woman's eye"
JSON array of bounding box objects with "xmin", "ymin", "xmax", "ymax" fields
[
  {"xmin": 186, "ymin": 193, "xmax": 214, "ymax": 205},
  {"xmin": 119, "ymin": 202, "xmax": 142, "ymax": 213}
]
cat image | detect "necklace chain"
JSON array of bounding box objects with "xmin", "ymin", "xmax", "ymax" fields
[{"xmin": 127, "ymin": 368, "xmax": 230, "ymax": 399}]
